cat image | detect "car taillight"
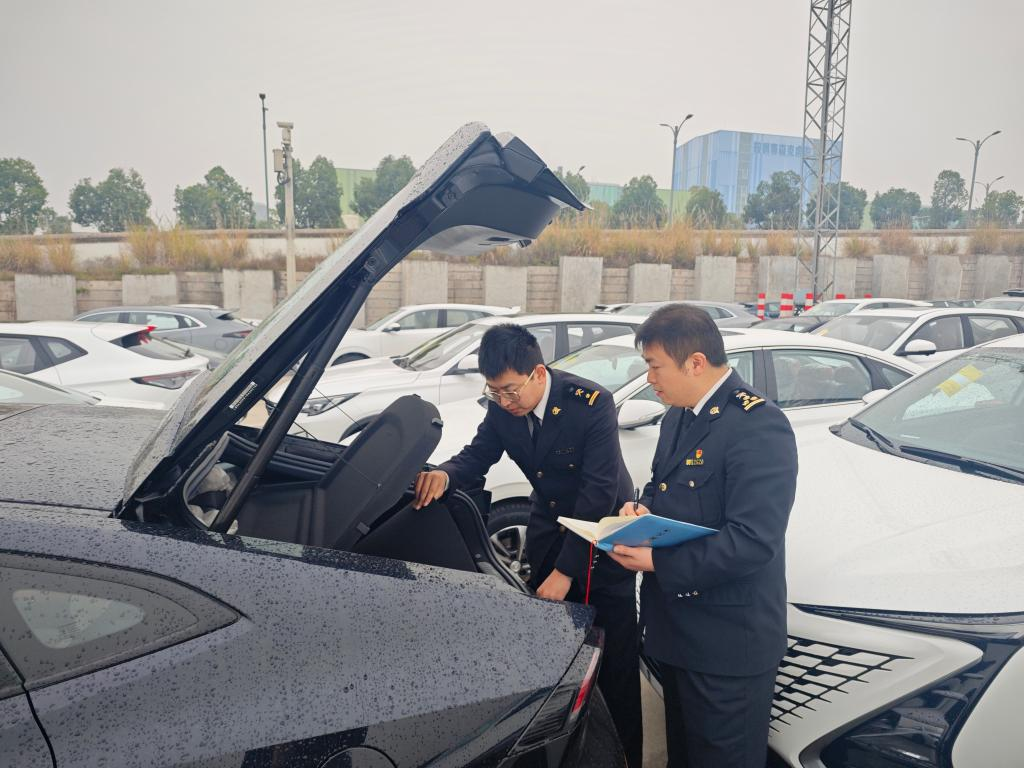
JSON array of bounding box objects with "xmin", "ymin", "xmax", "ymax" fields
[
  {"xmin": 509, "ymin": 633, "xmax": 603, "ymax": 755},
  {"xmin": 131, "ymin": 369, "xmax": 200, "ymax": 389},
  {"xmin": 222, "ymin": 329, "xmax": 252, "ymax": 339}
]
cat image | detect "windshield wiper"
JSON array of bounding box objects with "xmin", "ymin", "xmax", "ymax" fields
[
  {"xmin": 847, "ymin": 419, "xmax": 900, "ymax": 455},
  {"xmin": 897, "ymin": 446, "xmax": 1024, "ymax": 484}
]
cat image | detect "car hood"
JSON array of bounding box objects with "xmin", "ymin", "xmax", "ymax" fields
[
  {"xmin": 267, "ymin": 356, "xmax": 423, "ymax": 404},
  {"xmin": 0, "ymin": 404, "xmax": 164, "ymax": 512},
  {"xmin": 432, "ymin": 397, "xmax": 489, "ymax": 460},
  {"xmin": 787, "ymin": 423, "xmax": 1024, "ymax": 614},
  {"xmin": 122, "ymin": 124, "xmax": 584, "ymax": 504}
]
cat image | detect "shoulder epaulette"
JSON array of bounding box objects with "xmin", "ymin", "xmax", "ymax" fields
[
  {"xmin": 567, "ymin": 383, "xmax": 601, "ymax": 406},
  {"xmin": 731, "ymin": 388, "xmax": 766, "ymax": 412}
]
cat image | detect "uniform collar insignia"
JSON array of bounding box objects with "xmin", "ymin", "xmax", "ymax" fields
[{"xmin": 551, "ymin": 406, "xmax": 561, "ymax": 415}]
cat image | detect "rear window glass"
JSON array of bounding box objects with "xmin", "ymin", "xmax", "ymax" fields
[{"xmin": 115, "ymin": 332, "xmax": 193, "ymax": 361}]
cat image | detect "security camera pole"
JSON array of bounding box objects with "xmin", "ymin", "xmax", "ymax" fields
[{"xmin": 276, "ymin": 122, "xmax": 296, "ymax": 295}]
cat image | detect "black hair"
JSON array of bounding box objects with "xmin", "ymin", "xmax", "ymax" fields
[
  {"xmin": 478, "ymin": 323, "xmax": 544, "ymax": 379},
  {"xmin": 635, "ymin": 303, "xmax": 728, "ymax": 366}
]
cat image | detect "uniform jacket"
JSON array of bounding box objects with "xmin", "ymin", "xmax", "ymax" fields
[
  {"xmin": 439, "ymin": 368, "xmax": 634, "ymax": 589},
  {"xmin": 640, "ymin": 369, "xmax": 797, "ymax": 676}
]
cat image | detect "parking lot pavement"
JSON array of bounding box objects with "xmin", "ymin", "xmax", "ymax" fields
[{"xmin": 641, "ymin": 673, "xmax": 667, "ymax": 767}]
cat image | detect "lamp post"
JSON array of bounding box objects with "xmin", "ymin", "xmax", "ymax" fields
[
  {"xmin": 659, "ymin": 114, "xmax": 694, "ymax": 226},
  {"xmin": 259, "ymin": 93, "xmax": 270, "ymax": 225},
  {"xmin": 276, "ymin": 122, "xmax": 296, "ymax": 295},
  {"xmin": 956, "ymin": 130, "xmax": 1001, "ymax": 223},
  {"xmin": 974, "ymin": 174, "xmax": 1005, "ymax": 201}
]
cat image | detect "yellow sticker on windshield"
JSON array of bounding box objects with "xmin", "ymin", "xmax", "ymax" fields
[{"xmin": 936, "ymin": 365, "xmax": 984, "ymax": 397}]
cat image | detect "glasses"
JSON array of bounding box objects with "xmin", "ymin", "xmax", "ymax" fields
[{"xmin": 482, "ymin": 369, "xmax": 536, "ymax": 403}]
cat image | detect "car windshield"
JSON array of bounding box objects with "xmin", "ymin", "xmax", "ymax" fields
[
  {"xmin": 815, "ymin": 315, "xmax": 915, "ymax": 350},
  {"xmin": 550, "ymin": 344, "xmax": 647, "ymax": 394},
  {"xmin": 802, "ymin": 301, "xmax": 856, "ymax": 317},
  {"xmin": 365, "ymin": 309, "xmax": 406, "ymax": 331},
  {"xmin": 0, "ymin": 371, "xmax": 97, "ymax": 405},
  {"xmin": 400, "ymin": 322, "xmax": 488, "ymax": 371},
  {"xmin": 617, "ymin": 304, "xmax": 660, "ymax": 317},
  {"xmin": 979, "ymin": 299, "xmax": 1024, "ymax": 311},
  {"xmin": 851, "ymin": 347, "xmax": 1024, "ymax": 479}
]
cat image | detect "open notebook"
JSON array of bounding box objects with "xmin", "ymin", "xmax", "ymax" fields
[{"xmin": 557, "ymin": 513, "xmax": 716, "ymax": 552}]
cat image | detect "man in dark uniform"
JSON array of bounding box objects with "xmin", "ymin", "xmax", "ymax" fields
[
  {"xmin": 609, "ymin": 303, "xmax": 798, "ymax": 768},
  {"xmin": 414, "ymin": 323, "xmax": 642, "ymax": 766}
]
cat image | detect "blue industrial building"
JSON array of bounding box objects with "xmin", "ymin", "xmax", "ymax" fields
[{"xmin": 676, "ymin": 130, "xmax": 811, "ymax": 214}]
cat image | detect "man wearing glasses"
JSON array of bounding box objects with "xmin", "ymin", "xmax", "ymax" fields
[{"xmin": 413, "ymin": 323, "xmax": 642, "ymax": 767}]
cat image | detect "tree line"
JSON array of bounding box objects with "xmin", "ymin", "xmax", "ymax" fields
[
  {"xmin": 0, "ymin": 154, "xmax": 416, "ymax": 234},
  {"xmin": 1, "ymin": 154, "xmax": 1019, "ymax": 235}
]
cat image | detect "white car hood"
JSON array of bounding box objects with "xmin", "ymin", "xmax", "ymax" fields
[
  {"xmin": 433, "ymin": 397, "xmax": 489, "ymax": 460},
  {"xmin": 788, "ymin": 425, "xmax": 1024, "ymax": 614},
  {"xmin": 279, "ymin": 356, "xmax": 422, "ymax": 403}
]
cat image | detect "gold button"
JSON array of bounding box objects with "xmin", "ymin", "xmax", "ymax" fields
[
  {"xmin": 536, "ymin": 471, "xmax": 544, "ymax": 479},
  {"xmin": 559, "ymin": 525, "xmax": 566, "ymax": 533},
  {"xmin": 658, "ymin": 482, "xmax": 668, "ymax": 492},
  {"xmin": 693, "ymin": 591, "xmax": 700, "ymax": 596},
  {"xmin": 688, "ymin": 480, "xmax": 695, "ymax": 488},
  {"xmin": 549, "ymin": 501, "xmax": 557, "ymax": 509}
]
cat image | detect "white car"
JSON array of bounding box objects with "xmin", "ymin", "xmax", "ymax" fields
[
  {"xmin": 762, "ymin": 333, "xmax": 1024, "ymax": 766},
  {"xmin": 331, "ymin": 303, "xmax": 517, "ymax": 365},
  {"xmin": 272, "ymin": 313, "xmax": 644, "ymax": 442},
  {"xmin": 814, "ymin": 307, "xmax": 1024, "ymax": 367},
  {"xmin": 799, "ymin": 297, "xmax": 931, "ymax": 319},
  {"xmin": 0, "ymin": 322, "xmax": 209, "ymax": 409},
  {"xmin": 428, "ymin": 329, "xmax": 919, "ymax": 571}
]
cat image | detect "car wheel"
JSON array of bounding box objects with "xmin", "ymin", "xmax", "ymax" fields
[
  {"xmin": 332, "ymin": 353, "xmax": 368, "ymax": 366},
  {"xmin": 487, "ymin": 501, "xmax": 532, "ymax": 584}
]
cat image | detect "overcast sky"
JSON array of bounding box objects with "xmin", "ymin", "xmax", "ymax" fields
[{"xmin": 2, "ymin": 0, "xmax": 1020, "ymax": 222}]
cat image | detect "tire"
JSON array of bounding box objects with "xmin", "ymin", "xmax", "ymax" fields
[
  {"xmin": 487, "ymin": 501, "xmax": 532, "ymax": 584},
  {"xmin": 331, "ymin": 352, "xmax": 368, "ymax": 366}
]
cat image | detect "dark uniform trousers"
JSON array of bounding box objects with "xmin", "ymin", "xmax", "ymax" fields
[
  {"xmin": 638, "ymin": 371, "xmax": 798, "ymax": 768},
  {"xmin": 439, "ymin": 369, "xmax": 643, "ymax": 767}
]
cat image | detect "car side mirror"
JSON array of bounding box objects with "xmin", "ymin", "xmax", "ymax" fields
[
  {"xmin": 897, "ymin": 339, "xmax": 937, "ymax": 357},
  {"xmin": 860, "ymin": 389, "xmax": 888, "ymax": 406},
  {"xmin": 382, "ymin": 323, "xmax": 401, "ymax": 333},
  {"xmin": 618, "ymin": 399, "xmax": 666, "ymax": 430},
  {"xmin": 455, "ymin": 354, "xmax": 480, "ymax": 374}
]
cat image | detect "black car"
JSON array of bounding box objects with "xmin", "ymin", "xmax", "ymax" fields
[{"xmin": 0, "ymin": 124, "xmax": 624, "ymax": 768}]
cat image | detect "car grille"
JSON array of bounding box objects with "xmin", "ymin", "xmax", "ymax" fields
[{"xmin": 771, "ymin": 636, "xmax": 909, "ymax": 731}]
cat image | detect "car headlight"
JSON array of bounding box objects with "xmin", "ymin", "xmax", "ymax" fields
[
  {"xmin": 299, "ymin": 393, "xmax": 356, "ymax": 417},
  {"xmin": 800, "ymin": 606, "xmax": 1024, "ymax": 768}
]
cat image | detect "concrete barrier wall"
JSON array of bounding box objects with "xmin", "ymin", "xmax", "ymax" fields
[
  {"xmin": 15, "ymin": 275, "xmax": 77, "ymax": 321},
  {"xmin": 3, "ymin": 251, "xmax": 1022, "ymax": 322}
]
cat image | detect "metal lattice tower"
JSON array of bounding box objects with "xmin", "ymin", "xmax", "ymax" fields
[{"xmin": 797, "ymin": 0, "xmax": 852, "ymax": 301}]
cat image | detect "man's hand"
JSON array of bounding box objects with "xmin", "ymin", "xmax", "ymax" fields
[
  {"xmin": 413, "ymin": 470, "xmax": 448, "ymax": 509},
  {"xmin": 608, "ymin": 544, "xmax": 655, "ymax": 572},
  {"xmin": 618, "ymin": 501, "xmax": 650, "ymax": 517},
  {"xmin": 535, "ymin": 569, "xmax": 573, "ymax": 601}
]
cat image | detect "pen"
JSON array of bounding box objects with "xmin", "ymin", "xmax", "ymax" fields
[{"xmin": 633, "ymin": 487, "xmax": 640, "ymax": 513}]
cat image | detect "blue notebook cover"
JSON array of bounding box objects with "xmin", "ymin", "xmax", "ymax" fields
[{"xmin": 594, "ymin": 514, "xmax": 716, "ymax": 552}]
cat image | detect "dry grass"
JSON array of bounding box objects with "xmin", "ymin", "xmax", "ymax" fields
[
  {"xmin": 969, "ymin": 226, "xmax": 1002, "ymax": 255},
  {"xmin": 764, "ymin": 230, "xmax": 797, "ymax": 256},
  {"xmin": 125, "ymin": 226, "xmax": 165, "ymax": 268},
  {"xmin": 842, "ymin": 236, "xmax": 875, "ymax": 258},
  {"xmin": 878, "ymin": 228, "xmax": 920, "ymax": 256},
  {"xmin": 44, "ymin": 236, "xmax": 76, "ymax": 272},
  {"xmin": 0, "ymin": 237, "xmax": 44, "ymax": 273},
  {"xmin": 920, "ymin": 237, "xmax": 961, "ymax": 256},
  {"xmin": 1001, "ymin": 232, "xmax": 1024, "ymax": 256},
  {"xmin": 699, "ymin": 230, "xmax": 743, "ymax": 257}
]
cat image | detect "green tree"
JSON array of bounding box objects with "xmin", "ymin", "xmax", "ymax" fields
[
  {"xmin": 69, "ymin": 168, "xmax": 151, "ymax": 232},
  {"xmin": 611, "ymin": 175, "xmax": 666, "ymax": 228},
  {"xmin": 175, "ymin": 166, "xmax": 255, "ymax": 229},
  {"xmin": 302, "ymin": 156, "xmax": 342, "ymax": 228},
  {"xmin": 929, "ymin": 170, "xmax": 967, "ymax": 229},
  {"xmin": 743, "ymin": 171, "xmax": 801, "ymax": 229},
  {"xmin": 554, "ymin": 167, "xmax": 590, "ymax": 204},
  {"xmin": 276, "ymin": 156, "xmax": 345, "ymax": 228},
  {"xmin": 685, "ymin": 186, "xmax": 727, "ymax": 228},
  {"xmin": 0, "ymin": 158, "xmax": 48, "ymax": 234},
  {"xmin": 38, "ymin": 207, "xmax": 72, "ymax": 234},
  {"xmin": 351, "ymin": 155, "xmax": 416, "ymax": 220},
  {"xmin": 978, "ymin": 189, "xmax": 1023, "ymax": 227},
  {"xmin": 804, "ymin": 181, "xmax": 867, "ymax": 230},
  {"xmin": 869, "ymin": 188, "xmax": 921, "ymax": 228}
]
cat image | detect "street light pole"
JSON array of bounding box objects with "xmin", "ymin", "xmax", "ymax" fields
[
  {"xmin": 659, "ymin": 114, "xmax": 694, "ymax": 226},
  {"xmin": 956, "ymin": 130, "xmax": 1001, "ymax": 223},
  {"xmin": 259, "ymin": 93, "xmax": 270, "ymax": 225},
  {"xmin": 974, "ymin": 174, "xmax": 1005, "ymax": 201}
]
